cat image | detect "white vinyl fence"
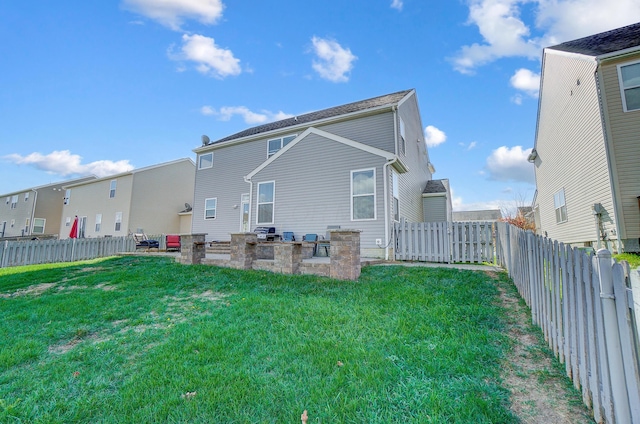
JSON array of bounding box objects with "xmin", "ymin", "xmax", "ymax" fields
[
  {"xmin": 496, "ymin": 222, "xmax": 640, "ymax": 424},
  {"xmin": 0, "ymin": 235, "xmax": 168, "ymax": 268},
  {"xmin": 394, "ymin": 219, "xmax": 494, "ymax": 263}
]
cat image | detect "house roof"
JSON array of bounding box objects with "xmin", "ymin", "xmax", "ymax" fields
[
  {"xmin": 422, "ymin": 179, "xmax": 447, "ymax": 194},
  {"xmin": 547, "ymin": 22, "xmax": 640, "ymax": 56},
  {"xmin": 206, "ymin": 89, "xmax": 414, "ymax": 145}
]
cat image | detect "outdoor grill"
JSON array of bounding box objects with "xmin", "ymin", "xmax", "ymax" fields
[{"xmin": 253, "ymin": 226, "xmax": 279, "ymax": 241}]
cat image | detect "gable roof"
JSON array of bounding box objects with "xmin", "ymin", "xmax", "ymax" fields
[
  {"xmin": 206, "ymin": 89, "xmax": 414, "ymax": 146},
  {"xmin": 548, "ymin": 22, "xmax": 640, "ymax": 56},
  {"xmin": 245, "ymin": 127, "xmax": 407, "ymax": 180}
]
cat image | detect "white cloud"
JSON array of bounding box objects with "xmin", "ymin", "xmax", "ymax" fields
[
  {"xmin": 424, "ymin": 125, "xmax": 447, "ymax": 148},
  {"xmin": 4, "ymin": 150, "xmax": 134, "ymax": 178},
  {"xmin": 171, "ymin": 34, "xmax": 241, "ymax": 78},
  {"xmin": 485, "ymin": 145, "xmax": 534, "ymax": 183},
  {"xmin": 510, "ymin": 68, "xmax": 540, "ymax": 97},
  {"xmin": 122, "ymin": 0, "xmax": 224, "ymax": 30},
  {"xmin": 202, "ymin": 105, "xmax": 293, "ymax": 124},
  {"xmin": 310, "ymin": 37, "xmax": 357, "ymax": 83},
  {"xmin": 452, "ymin": 0, "xmax": 640, "ymax": 74},
  {"xmin": 391, "ymin": 0, "xmax": 403, "ymax": 11}
]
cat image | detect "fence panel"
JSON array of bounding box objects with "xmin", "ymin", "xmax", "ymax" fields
[
  {"xmin": 495, "ymin": 222, "xmax": 639, "ymax": 424},
  {"xmin": 0, "ymin": 236, "xmax": 139, "ymax": 268}
]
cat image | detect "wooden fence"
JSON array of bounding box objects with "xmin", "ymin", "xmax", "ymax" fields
[
  {"xmin": 496, "ymin": 222, "xmax": 640, "ymax": 424},
  {"xmin": 394, "ymin": 220, "xmax": 494, "ymax": 263},
  {"xmin": 0, "ymin": 234, "xmax": 168, "ymax": 268}
]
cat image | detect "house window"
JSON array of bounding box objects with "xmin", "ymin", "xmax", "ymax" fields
[
  {"xmin": 65, "ymin": 217, "xmax": 71, "ymax": 227},
  {"xmin": 33, "ymin": 218, "xmax": 45, "ymax": 234},
  {"xmin": 199, "ymin": 153, "xmax": 213, "ymax": 169},
  {"xmin": 95, "ymin": 214, "xmax": 102, "ymax": 232},
  {"xmin": 24, "ymin": 192, "xmax": 29, "ymax": 201},
  {"xmin": 554, "ymin": 188, "xmax": 567, "ymax": 223},
  {"xmin": 618, "ymin": 61, "xmax": 640, "ymax": 112},
  {"xmin": 351, "ymin": 168, "xmax": 376, "ymax": 220},
  {"xmin": 24, "ymin": 218, "xmax": 30, "ymax": 234},
  {"xmin": 10, "ymin": 195, "xmax": 18, "ymax": 209},
  {"xmin": 10, "ymin": 219, "xmax": 15, "ymax": 228},
  {"xmin": 204, "ymin": 198, "xmax": 217, "ymax": 219},
  {"xmin": 267, "ymin": 135, "xmax": 296, "ymax": 157},
  {"xmin": 109, "ymin": 180, "xmax": 117, "ymax": 198},
  {"xmin": 64, "ymin": 189, "xmax": 71, "ymax": 205},
  {"xmin": 392, "ymin": 171, "xmax": 400, "ymax": 222},
  {"xmin": 114, "ymin": 212, "xmax": 122, "ymax": 231},
  {"xmin": 257, "ymin": 181, "xmax": 275, "ymax": 224},
  {"xmin": 5, "ymin": 197, "xmax": 9, "ymax": 205}
]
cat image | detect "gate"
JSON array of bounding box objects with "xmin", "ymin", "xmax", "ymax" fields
[{"xmin": 394, "ymin": 219, "xmax": 495, "ymax": 264}]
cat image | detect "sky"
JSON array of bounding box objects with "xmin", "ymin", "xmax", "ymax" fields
[{"xmin": 2, "ymin": 1, "xmax": 640, "ymax": 214}]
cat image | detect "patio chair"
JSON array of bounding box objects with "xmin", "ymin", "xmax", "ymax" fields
[
  {"xmin": 317, "ymin": 225, "xmax": 340, "ymax": 256},
  {"xmin": 133, "ymin": 233, "xmax": 159, "ymax": 249},
  {"xmin": 282, "ymin": 232, "xmax": 295, "ymax": 242},
  {"xmin": 303, "ymin": 233, "xmax": 318, "ymax": 255},
  {"xmin": 166, "ymin": 234, "xmax": 181, "ymax": 251}
]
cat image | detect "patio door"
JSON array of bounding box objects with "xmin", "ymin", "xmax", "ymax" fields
[
  {"xmin": 240, "ymin": 193, "xmax": 250, "ymax": 232},
  {"xmin": 78, "ymin": 216, "xmax": 87, "ymax": 238}
]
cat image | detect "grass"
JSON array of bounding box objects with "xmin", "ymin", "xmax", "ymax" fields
[
  {"xmin": 614, "ymin": 252, "xmax": 640, "ymax": 268},
  {"xmin": 0, "ymin": 256, "xmax": 521, "ymax": 423}
]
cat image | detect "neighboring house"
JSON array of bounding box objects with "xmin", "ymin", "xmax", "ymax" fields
[
  {"xmin": 422, "ymin": 179, "xmax": 453, "ymax": 222},
  {"xmin": 192, "ymin": 89, "xmax": 447, "ymax": 258},
  {"xmin": 0, "ymin": 177, "xmax": 95, "ymax": 239},
  {"xmin": 530, "ymin": 22, "xmax": 640, "ymax": 253},
  {"xmin": 59, "ymin": 158, "xmax": 195, "ymax": 239},
  {"xmin": 452, "ymin": 209, "xmax": 502, "ymax": 222}
]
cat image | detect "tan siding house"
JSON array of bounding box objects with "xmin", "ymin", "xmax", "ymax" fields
[
  {"xmin": 0, "ymin": 177, "xmax": 95, "ymax": 239},
  {"xmin": 531, "ymin": 23, "xmax": 640, "ymax": 252},
  {"xmin": 59, "ymin": 159, "xmax": 195, "ymax": 239},
  {"xmin": 192, "ymin": 90, "xmax": 447, "ymax": 258}
]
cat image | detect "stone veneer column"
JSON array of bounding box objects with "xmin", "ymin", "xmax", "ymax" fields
[
  {"xmin": 330, "ymin": 229, "xmax": 362, "ymax": 280},
  {"xmin": 274, "ymin": 242, "xmax": 302, "ymax": 275},
  {"xmin": 230, "ymin": 233, "xmax": 257, "ymax": 270},
  {"xmin": 179, "ymin": 234, "xmax": 206, "ymax": 265}
]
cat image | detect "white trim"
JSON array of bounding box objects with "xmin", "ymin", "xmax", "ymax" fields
[
  {"xmin": 204, "ymin": 197, "xmax": 217, "ymax": 220},
  {"xmin": 198, "ymin": 152, "xmax": 213, "ymax": 169},
  {"xmin": 351, "ymin": 168, "xmax": 377, "ymax": 221},
  {"xmin": 256, "ymin": 181, "xmax": 275, "ymax": 225},
  {"xmin": 240, "ymin": 193, "xmax": 250, "ymax": 232},
  {"xmin": 616, "ymin": 59, "xmax": 640, "ymax": 112}
]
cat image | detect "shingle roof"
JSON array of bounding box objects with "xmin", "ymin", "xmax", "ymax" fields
[
  {"xmin": 208, "ymin": 89, "xmax": 413, "ymax": 145},
  {"xmin": 548, "ymin": 22, "xmax": 640, "ymax": 56},
  {"xmin": 422, "ymin": 179, "xmax": 447, "ymax": 194}
]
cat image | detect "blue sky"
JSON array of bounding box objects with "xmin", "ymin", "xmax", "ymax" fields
[{"xmin": 1, "ymin": 1, "xmax": 639, "ymax": 214}]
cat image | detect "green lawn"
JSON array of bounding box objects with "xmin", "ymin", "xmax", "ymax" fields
[{"xmin": 0, "ymin": 256, "xmax": 519, "ymax": 423}]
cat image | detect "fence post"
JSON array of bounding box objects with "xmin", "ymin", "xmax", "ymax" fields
[
  {"xmin": 596, "ymin": 248, "xmax": 631, "ymax": 423},
  {"xmin": 505, "ymin": 224, "xmax": 511, "ymax": 276}
]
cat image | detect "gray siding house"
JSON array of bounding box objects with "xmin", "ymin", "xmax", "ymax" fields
[
  {"xmin": 530, "ymin": 23, "xmax": 640, "ymax": 252},
  {"xmin": 192, "ymin": 89, "xmax": 446, "ymax": 258},
  {"xmin": 0, "ymin": 177, "xmax": 95, "ymax": 239}
]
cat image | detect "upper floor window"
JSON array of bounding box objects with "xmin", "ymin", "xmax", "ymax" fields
[
  {"xmin": 351, "ymin": 168, "xmax": 376, "ymax": 221},
  {"xmin": 554, "ymin": 188, "xmax": 567, "ymax": 223},
  {"xmin": 257, "ymin": 181, "xmax": 275, "ymax": 224},
  {"xmin": 199, "ymin": 153, "xmax": 213, "ymax": 169},
  {"xmin": 618, "ymin": 61, "xmax": 640, "ymax": 112},
  {"xmin": 109, "ymin": 180, "xmax": 117, "ymax": 198},
  {"xmin": 24, "ymin": 192, "xmax": 29, "ymax": 201},
  {"xmin": 10, "ymin": 195, "xmax": 18, "ymax": 209},
  {"xmin": 64, "ymin": 189, "xmax": 71, "ymax": 205},
  {"xmin": 399, "ymin": 117, "xmax": 406, "ymax": 156},
  {"xmin": 267, "ymin": 135, "xmax": 296, "ymax": 158}
]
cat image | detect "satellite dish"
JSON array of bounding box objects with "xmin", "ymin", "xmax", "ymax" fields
[{"xmin": 201, "ymin": 135, "xmax": 210, "ymax": 145}]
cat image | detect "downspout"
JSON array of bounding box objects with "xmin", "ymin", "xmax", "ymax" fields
[
  {"xmin": 594, "ymin": 60, "xmax": 623, "ymax": 251},
  {"xmin": 384, "ymin": 106, "xmax": 399, "ymax": 261},
  {"xmin": 243, "ymin": 176, "xmax": 253, "ymax": 232}
]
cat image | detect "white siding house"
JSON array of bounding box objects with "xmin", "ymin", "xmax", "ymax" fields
[
  {"xmin": 530, "ymin": 23, "xmax": 640, "ymax": 252},
  {"xmin": 192, "ymin": 90, "xmax": 447, "ymax": 258}
]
